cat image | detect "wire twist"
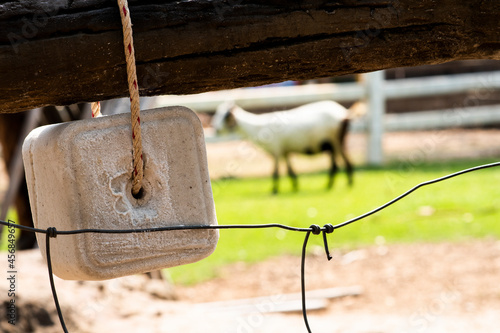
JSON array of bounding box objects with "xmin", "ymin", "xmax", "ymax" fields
[{"xmin": 117, "ymin": 0, "xmax": 143, "ymax": 196}]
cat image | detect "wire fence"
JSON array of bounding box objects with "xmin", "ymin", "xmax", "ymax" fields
[{"xmin": 1, "ymin": 161, "xmax": 500, "ymax": 333}]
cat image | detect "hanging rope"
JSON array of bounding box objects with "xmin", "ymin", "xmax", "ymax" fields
[
  {"xmin": 91, "ymin": 102, "xmax": 101, "ymax": 118},
  {"xmin": 117, "ymin": 0, "xmax": 144, "ymax": 196}
]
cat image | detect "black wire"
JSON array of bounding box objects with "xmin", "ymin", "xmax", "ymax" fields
[
  {"xmin": 301, "ymin": 230, "xmax": 313, "ymax": 333},
  {"xmin": 51, "ymin": 223, "xmax": 313, "ymax": 235},
  {"xmin": 45, "ymin": 232, "xmax": 68, "ymax": 333},
  {"xmin": 3, "ymin": 219, "xmax": 47, "ymax": 234},
  {"xmin": 332, "ymin": 161, "xmax": 500, "ymax": 230}
]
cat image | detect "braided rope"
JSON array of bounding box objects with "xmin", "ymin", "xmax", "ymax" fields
[
  {"xmin": 117, "ymin": 0, "xmax": 143, "ymax": 195},
  {"xmin": 91, "ymin": 101, "xmax": 101, "ymax": 118}
]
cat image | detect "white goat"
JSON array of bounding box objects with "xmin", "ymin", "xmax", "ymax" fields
[{"xmin": 212, "ymin": 100, "xmax": 365, "ymax": 193}]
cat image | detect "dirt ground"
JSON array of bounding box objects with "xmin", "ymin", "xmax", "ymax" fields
[
  {"xmin": 1, "ymin": 128, "xmax": 500, "ymax": 332},
  {"xmin": 2, "ymin": 240, "xmax": 500, "ymax": 332}
]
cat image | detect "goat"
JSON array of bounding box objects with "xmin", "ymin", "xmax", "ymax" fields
[{"xmin": 212, "ymin": 100, "xmax": 365, "ymax": 193}]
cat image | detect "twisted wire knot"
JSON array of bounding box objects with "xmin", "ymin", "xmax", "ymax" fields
[
  {"xmin": 309, "ymin": 224, "xmax": 321, "ymax": 235},
  {"xmin": 322, "ymin": 224, "xmax": 334, "ymax": 261},
  {"xmin": 47, "ymin": 227, "xmax": 58, "ymax": 238},
  {"xmin": 323, "ymin": 223, "xmax": 334, "ymax": 234}
]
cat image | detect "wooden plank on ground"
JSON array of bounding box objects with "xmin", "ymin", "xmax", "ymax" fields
[{"xmin": 196, "ymin": 286, "xmax": 363, "ymax": 314}]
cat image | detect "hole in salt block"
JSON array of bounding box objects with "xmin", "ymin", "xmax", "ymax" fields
[{"xmin": 131, "ymin": 186, "xmax": 145, "ymax": 200}]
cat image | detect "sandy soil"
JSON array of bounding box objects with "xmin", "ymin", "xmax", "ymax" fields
[{"xmin": 2, "ymin": 240, "xmax": 499, "ymax": 332}]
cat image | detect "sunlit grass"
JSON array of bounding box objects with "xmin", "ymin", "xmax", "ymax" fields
[
  {"xmin": 1, "ymin": 160, "xmax": 498, "ymax": 284},
  {"xmin": 0, "ymin": 209, "xmax": 20, "ymax": 251},
  {"xmin": 168, "ymin": 159, "xmax": 500, "ymax": 284}
]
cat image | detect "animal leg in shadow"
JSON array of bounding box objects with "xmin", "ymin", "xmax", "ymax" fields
[
  {"xmin": 285, "ymin": 153, "xmax": 298, "ymax": 192},
  {"xmin": 340, "ymin": 149, "xmax": 354, "ymax": 186},
  {"xmin": 272, "ymin": 156, "xmax": 280, "ymax": 194},
  {"xmin": 338, "ymin": 118, "xmax": 354, "ymax": 186},
  {"xmin": 327, "ymin": 150, "xmax": 339, "ymax": 190}
]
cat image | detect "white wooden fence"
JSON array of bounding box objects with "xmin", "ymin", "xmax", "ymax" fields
[{"xmin": 150, "ymin": 70, "xmax": 500, "ymax": 165}]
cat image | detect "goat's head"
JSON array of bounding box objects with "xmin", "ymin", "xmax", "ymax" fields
[{"xmin": 212, "ymin": 101, "xmax": 238, "ymax": 135}]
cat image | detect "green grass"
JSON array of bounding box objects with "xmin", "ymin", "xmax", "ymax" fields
[
  {"xmin": 168, "ymin": 159, "xmax": 500, "ymax": 284},
  {"xmin": 1, "ymin": 159, "xmax": 498, "ymax": 284},
  {"xmin": 0, "ymin": 209, "xmax": 19, "ymax": 251}
]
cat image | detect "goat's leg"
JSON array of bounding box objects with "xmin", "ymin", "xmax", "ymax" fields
[
  {"xmin": 327, "ymin": 148, "xmax": 339, "ymax": 190},
  {"xmin": 272, "ymin": 156, "xmax": 280, "ymax": 194},
  {"xmin": 337, "ymin": 118, "xmax": 354, "ymax": 186},
  {"xmin": 340, "ymin": 148, "xmax": 354, "ymax": 186},
  {"xmin": 284, "ymin": 153, "xmax": 298, "ymax": 192}
]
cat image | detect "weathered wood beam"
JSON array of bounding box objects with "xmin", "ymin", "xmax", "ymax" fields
[{"xmin": 0, "ymin": 0, "xmax": 499, "ymax": 113}]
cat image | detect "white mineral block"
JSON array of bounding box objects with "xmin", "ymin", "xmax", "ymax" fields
[{"xmin": 22, "ymin": 106, "xmax": 218, "ymax": 280}]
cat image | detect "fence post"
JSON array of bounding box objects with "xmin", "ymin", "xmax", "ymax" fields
[{"xmin": 365, "ymin": 70, "xmax": 386, "ymax": 165}]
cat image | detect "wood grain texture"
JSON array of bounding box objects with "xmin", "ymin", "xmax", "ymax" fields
[{"xmin": 0, "ymin": 0, "xmax": 499, "ymax": 113}]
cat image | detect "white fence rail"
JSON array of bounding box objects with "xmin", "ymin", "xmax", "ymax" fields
[{"xmin": 151, "ymin": 71, "xmax": 500, "ymax": 165}]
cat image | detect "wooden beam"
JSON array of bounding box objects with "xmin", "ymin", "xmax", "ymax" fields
[{"xmin": 1, "ymin": 0, "xmax": 499, "ymax": 113}]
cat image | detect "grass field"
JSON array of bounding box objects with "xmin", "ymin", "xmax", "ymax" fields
[
  {"xmin": 168, "ymin": 158, "xmax": 500, "ymax": 284},
  {"xmin": 1, "ymin": 159, "xmax": 498, "ymax": 285},
  {"xmin": 0, "ymin": 209, "xmax": 19, "ymax": 252}
]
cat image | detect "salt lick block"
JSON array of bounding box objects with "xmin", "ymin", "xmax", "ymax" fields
[{"xmin": 22, "ymin": 107, "xmax": 218, "ymax": 280}]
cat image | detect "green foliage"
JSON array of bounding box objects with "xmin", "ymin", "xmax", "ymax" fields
[{"xmin": 168, "ymin": 159, "xmax": 500, "ymax": 285}]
